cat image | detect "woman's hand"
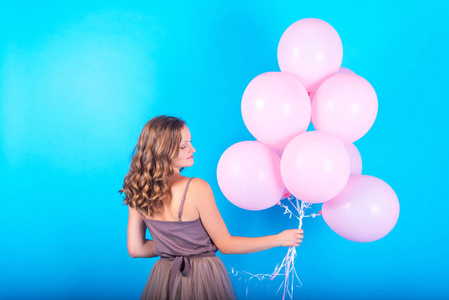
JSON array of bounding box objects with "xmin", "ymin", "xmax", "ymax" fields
[{"xmin": 276, "ymin": 229, "xmax": 304, "ymax": 247}]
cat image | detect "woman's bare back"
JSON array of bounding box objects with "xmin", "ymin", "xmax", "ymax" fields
[{"xmin": 141, "ymin": 174, "xmax": 200, "ymax": 222}]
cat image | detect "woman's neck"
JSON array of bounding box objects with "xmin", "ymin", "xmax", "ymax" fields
[{"xmin": 167, "ymin": 172, "xmax": 183, "ymax": 185}]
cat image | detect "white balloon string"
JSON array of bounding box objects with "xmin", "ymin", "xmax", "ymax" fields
[{"xmin": 228, "ymin": 195, "xmax": 320, "ymax": 299}]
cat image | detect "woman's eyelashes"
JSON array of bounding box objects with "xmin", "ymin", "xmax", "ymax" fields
[{"xmin": 180, "ymin": 141, "xmax": 192, "ymax": 150}]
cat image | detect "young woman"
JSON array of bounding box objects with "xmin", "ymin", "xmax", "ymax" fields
[{"xmin": 121, "ymin": 115, "xmax": 304, "ymax": 300}]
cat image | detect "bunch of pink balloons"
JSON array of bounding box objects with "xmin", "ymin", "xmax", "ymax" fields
[{"xmin": 217, "ymin": 18, "xmax": 399, "ymax": 243}]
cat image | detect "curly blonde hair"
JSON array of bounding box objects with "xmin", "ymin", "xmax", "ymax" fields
[{"xmin": 120, "ymin": 115, "xmax": 186, "ymax": 216}]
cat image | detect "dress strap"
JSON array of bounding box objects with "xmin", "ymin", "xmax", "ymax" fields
[
  {"xmin": 137, "ymin": 209, "xmax": 146, "ymax": 220},
  {"xmin": 178, "ymin": 177, "xmax": 195, "ymax": 221}
]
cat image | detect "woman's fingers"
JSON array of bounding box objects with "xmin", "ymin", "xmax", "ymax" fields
[
  {"xmin": 294, "ymin": 230, "xmax": 303, "ymax": 246},
  {"xmin": 278, "ymin": 229, "xmax": 304, "ymax": 247}
]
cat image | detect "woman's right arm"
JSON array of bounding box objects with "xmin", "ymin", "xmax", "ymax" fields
[
  {"xmin": 192, "ymin": 179, "xmax": 304, "ymax": 254},
  {"xmin": 127, "ymin": 206, "xmax": 158, "ymax": 258}
]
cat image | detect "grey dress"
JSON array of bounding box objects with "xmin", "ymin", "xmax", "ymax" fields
[{"xmin": 138, "ymin": 177, "xmax": 236, "ymax": 300}]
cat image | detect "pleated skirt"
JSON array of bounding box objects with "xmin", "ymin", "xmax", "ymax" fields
[{"xmin": 140, "ymin": 256, "xmax": 236, "ymax": 300}]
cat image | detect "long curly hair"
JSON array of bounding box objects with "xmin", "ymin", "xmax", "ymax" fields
[{"xmin": 120, "ymin": 115, "xmax": 186, "ymax": 216}]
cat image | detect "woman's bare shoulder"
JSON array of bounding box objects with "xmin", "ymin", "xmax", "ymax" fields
[
  {"xmin": 189, "ymin": 177, "xmax": 213, "ymax": 193},
  {"xmin": 188, "ymin": 178, "xmax": 216, "ymax": 209}
]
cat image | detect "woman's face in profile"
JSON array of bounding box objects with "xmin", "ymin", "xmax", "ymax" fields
[{"xmin": 172, "ymin": 125, "xmax": 196, "ymax": 172}]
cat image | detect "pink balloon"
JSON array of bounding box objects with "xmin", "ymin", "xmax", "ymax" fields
[
  {"xmin": 322, "ymin": 175, "xmax": 400, "ymax": 242},
  {"xmin": 278, "ymin": 18, "xmax": 343, "ymax": 93},
  {"xmin": 309, "ymin": 92, "xmax": 315, "ymax": 123},
  {"xmin": 310, "ymin": 68, "xmax": 353, "ymax": 125},
  {"xmin": 312, "ymin": 74, "xmax": 378, "ymax": 144},
  {"xmin": 282, "ymin": 188, "xmax": 291, "ymax": 199},
  {"xmin": 217, "ymin": 141, "xmax": 285, "ymax": 210},
  {"xmin": 345, "ymin": 143, "xmax": 362, "ymax": 175},
  {"xmin": 338, "ymin": 67, "xmax": 356, "ymax": 75},
  {"xmin": 280, "ymin": 131, "xmax": 350, "ymax": 203},
  {"xmin": 241, "ymin": 72, "xmax": 311, "ymax": 150},
  {"xmin": 271, "ymin": 147, "xmax": 283, "ymax": 158}
]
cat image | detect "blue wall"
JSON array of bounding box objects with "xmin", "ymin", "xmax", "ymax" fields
[{"xmin": 1, "ymin": 1, "xmax": 447, "ymax": 299}]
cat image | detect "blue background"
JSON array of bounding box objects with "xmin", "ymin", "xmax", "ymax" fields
[{"xmin": 1, "ymin": 0, "xmax": 448, "ymax": 299}]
